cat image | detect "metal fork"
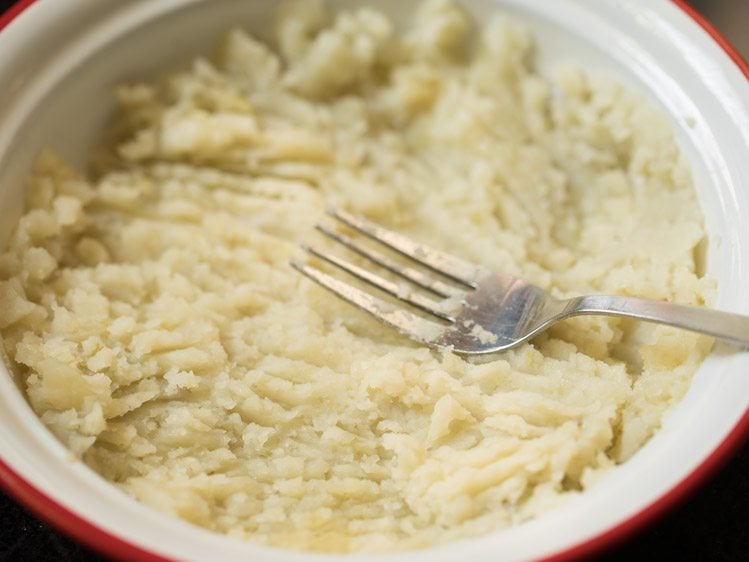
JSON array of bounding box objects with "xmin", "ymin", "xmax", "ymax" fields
[{"xmin": 291, "ymin": 209, "xmax": 749, "ymax": 354}]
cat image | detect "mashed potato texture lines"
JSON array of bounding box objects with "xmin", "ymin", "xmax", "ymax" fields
[{"xmin": 0, "ymin": 0, "xmax": 712, "ymax": 552}]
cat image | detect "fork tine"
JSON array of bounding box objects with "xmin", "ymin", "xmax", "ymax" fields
[
  {"xmin": 290, "ymin": 259, "xmax": 446, "ymax": 344},
  {"xmin": 329, "ymin": 209, "xmax": 479, "ymax": 288},
  {"xmin": 315, "ymin": 225, "xmax": 461, "ymax": 298},
  {"xmin": 302, "ymin": 245, "xmax": 455, "ymax": 321}
]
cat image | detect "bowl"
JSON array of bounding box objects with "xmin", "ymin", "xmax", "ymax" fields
[{"xmin": 0, "ymin": 1, "xmax": 747, "ymax": 561}]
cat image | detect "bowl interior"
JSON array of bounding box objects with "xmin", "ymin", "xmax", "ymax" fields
[{"xmin": 0, "ymin": 1, "xmax": 747, "ymax": 561}]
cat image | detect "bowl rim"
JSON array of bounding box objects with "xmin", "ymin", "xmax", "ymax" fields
[{"xmin": 0, "ymin": 1, "xmax": 747, "ymax": 561}]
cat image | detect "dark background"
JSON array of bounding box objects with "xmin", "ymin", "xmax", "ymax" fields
[{"xmin": 0, "ymin": 0, "xmax": 746, "ymax": 560}]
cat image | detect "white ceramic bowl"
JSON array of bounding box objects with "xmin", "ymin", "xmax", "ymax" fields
[{"xmin": 0, "ymin": 1, "xmax": 747, "ymax": 561}]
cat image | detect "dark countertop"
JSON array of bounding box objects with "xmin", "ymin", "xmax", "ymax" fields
[{"xmin": 0, "ymin": 1, "xmax": 746, "ymax": 561}]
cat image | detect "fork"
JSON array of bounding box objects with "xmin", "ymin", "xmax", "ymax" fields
[{"xmin": 291, "ymin": 209, "xmax": 749, "ymax": 354}]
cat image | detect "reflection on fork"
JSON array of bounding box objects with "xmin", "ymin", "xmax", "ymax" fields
[{"xmin": 291, "ymin": 209, "xmax": 749, "ymax": 355}]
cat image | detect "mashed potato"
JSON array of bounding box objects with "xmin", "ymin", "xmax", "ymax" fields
[{"xmin": 0, "ymin": 0, "xmax": 712, "ymax": 552}]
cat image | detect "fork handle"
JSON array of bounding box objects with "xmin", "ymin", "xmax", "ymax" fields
[{"xmin": 567, "ymin": 295, "xmax": 749, "ymax": 347}]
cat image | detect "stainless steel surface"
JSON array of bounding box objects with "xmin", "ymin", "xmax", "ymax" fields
[{"xmin": 293, "ymin": 210, "xmax": 749, "ymax": 354}]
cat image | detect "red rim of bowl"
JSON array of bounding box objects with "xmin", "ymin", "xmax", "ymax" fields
[{"xmin": 0, "ymin": 1, "xmax": 747, "ymax": 561}]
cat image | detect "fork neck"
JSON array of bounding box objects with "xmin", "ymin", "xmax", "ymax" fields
[
  {"xmin": 565, "ymin": 294, "xmax": 749, "ymax": 348},
  {"xmin": 566, "ymin": 295, "xmax": 686, "ymax": 322}
]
